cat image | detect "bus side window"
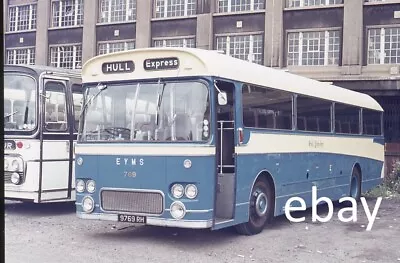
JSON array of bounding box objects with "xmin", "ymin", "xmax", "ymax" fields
[
  {"xmin": 45, "ymin": 81, "xmax": 68, "ymax": 132},
  {"xmin": 72, "ymin": 84, "xmax": 83, "ymax": 132}
]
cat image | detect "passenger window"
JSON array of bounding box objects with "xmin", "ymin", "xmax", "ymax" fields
[
  {"xmin": 72, "ymin": 84, "xmax": 83, "ymax": 132},
  {"xmin": 296, "ymin": 96, "xmax": 332, "ymax": 132},
  {"xmin": 45, "ymin": 81, "xmax": 68, "ymax": 132},
  {"xmin": 335, "ymin": 103, "xmax": 360, "ymax": 134},
  {"xmin": 242, "ymin": 85, "xmax": 292, "ymax": 130},
  {"xmin": 363, "ymin": 109, "xmax": 382, "ymax": 135}
]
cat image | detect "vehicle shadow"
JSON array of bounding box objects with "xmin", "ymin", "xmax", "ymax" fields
[
  {"xmin": 89, "ymin": 203, "xmax": 337, "ymax": 246},
  {"xmin": 4, "ymin": 200, "xmax": 75, "ymax": 216}
]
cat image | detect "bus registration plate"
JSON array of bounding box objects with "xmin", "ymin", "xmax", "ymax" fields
[{"xmin": 118, "ymin": 214, "xmax": 147, "ymax": 224}]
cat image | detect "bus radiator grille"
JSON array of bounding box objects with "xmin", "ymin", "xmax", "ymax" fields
[{"xmin": 100, "ymin": 190, "xmax": 164, "ymax": 215}]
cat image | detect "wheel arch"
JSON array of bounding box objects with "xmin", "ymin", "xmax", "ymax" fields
[{"xmin": 249, "ymin": 169, "xmax": 276, "ymax": 216}]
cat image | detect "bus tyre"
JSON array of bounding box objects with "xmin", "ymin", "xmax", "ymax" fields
[
  {"xmin": 350, "ymin": 168, "xmax": 362, "ymax": 201},
  {"xmin": 235, "ymin": 178, "xmax": 273, "ymax": 236}
]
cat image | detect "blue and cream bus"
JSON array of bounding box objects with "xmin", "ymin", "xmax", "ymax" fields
[
  {"xmin": 4, "ymin": 64, "xmax": 82, "ymax": 203},
  {"xmin": 75, "ymin": 48, "xmax": 384, "ymax": 235}
]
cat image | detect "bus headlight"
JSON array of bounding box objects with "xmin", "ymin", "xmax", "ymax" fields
[
  {"xmin": 82, "ymin": 196, "xmax": 95, "ymax": 213},
  {"xmin": 185, "ymin": 184, "xmax": 198, "ymax": 199},
  {"xmin": 76, "ymin": 179, "xmax": 85, "ymax": 193},
  {"xmin": 170, "ymin": 201, "xmax": 186, "ymax": 219},
  {"xmin": 4, "ymin": 159, "xmax": 9, "ymax": 170},
  {"xmin": 11, "ymin": 159, "xmax": 20, "ymax": 172},
  {"xmin": 11, "ymin": 173, "xmax": 21, "ymax": 185},
  {"xmin": 86, "ymin": 180, "xmax": 96, "ymax": 193},
  {"xmin": 171, "ymin": 184, "xmax": 184, "ymax": 199}
]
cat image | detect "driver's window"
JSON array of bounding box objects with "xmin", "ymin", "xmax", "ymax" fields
[{"xmin": 45, "ymin": 81, "xmax": 68, "ymax": 132}]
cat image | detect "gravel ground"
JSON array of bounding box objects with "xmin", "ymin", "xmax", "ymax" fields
[{"xmin": 5, "ymin": 198, "xmax": 400, "ymax": 263}]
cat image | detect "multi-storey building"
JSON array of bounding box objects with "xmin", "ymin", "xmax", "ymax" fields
[{"xmin": 3, "ymin": 0, "xmax": 400, "ymax": 172}]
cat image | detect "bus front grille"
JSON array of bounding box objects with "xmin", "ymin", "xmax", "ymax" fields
[
  {"xmin": 4, "ymin": 172, "xmax": 12, "ymax": 184},
  {"xmin": 100, "ymin": 190, "xmax": 164, "ymax": 215}
]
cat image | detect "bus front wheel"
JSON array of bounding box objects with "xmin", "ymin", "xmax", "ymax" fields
[{"xmin": 235, "ymin": 178, "xmax": 274, "ymax": 236}]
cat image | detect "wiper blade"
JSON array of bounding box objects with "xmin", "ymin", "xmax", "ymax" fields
[
  {"xmin": 155, "ymin": 79, "xmax": 166, "ymax": 126},
  {"xmin": 4, "ymin": 111, "xmax": 18, "ymax": 119},
  {"xmin": 80, "ymin": 83, "xmax": 108, "ymax": 119}
]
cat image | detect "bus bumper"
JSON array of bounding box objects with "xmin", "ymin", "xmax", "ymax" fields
[
  {"xmin": 4, "ymin": 189, "xmax": 38, "ymax": 202},
  {"xmin": 76, "ymin": 212, "xmax": 213, "ymax": 229}
]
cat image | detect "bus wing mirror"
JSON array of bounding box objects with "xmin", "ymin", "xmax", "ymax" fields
[{"xmin": 218, "ymin": 92, "xmax": 228, "ymax": 106}]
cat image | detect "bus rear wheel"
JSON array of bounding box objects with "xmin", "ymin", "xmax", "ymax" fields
[
  {"xmin": 350, "ymin": 168, "xmax": 361, "ymax": 201},
  {"xmin": 235, "ymin": 178, "xmax": 274, "ymax": 236}
]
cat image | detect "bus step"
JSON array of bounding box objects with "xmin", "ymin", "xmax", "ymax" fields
[{"xmin": 215, "ymin": 217, "xmax": 233, "ymax": 225}]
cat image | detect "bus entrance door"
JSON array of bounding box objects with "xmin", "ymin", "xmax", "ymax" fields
[
  {"xmin": 214, "ymin": 81, "xmax": 236, "ymax": 226},
  {"xmin": 38, "ymin": 78, "xmax": 73, "ymax": 203}
]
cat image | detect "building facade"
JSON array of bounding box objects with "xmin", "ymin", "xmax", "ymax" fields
[{"xmin": 3, "ymin": 0, "xmax": 400, "ymax": 172}]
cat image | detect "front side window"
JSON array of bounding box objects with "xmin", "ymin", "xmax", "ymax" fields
[
  {"xmin": 153, "ymin": 37, "xmax": 195, "ymax": 48},
  {"xmin": 154, "ymin": 0, "xmax": 197, "ymax": 18},
  {"xmin": 99, "ymin": 0, "xmax": 136, "ymax": 23},
  {"xmin": 79, "ymin": 81, "xmax": 210, "ymax": 142},
  {"xmin": 49, "ymin": 44, "xmax": 82, "ymax": 69},
  {"xmin": 6, "ymin": 47, "xmax": 36, "ymax": 65},
  {"xmin": 287, "ymin": 0, "xmax": 342, "ymax": 8},
  {"xmin": 216, "ymin": 34, "xmax": 263, "ymax": 64},
  {"xmin": 51, "ymin": 0, "xmax": 84, "ymax": 27},
  {"xmin": 218, "ymin": 0, "xmax": 265, "ymax": 13},
  {"xmin": 8, "ymin": 4, "xmax": 37, "ymax": 32},
  {"xmin": 45, "ymin": 82, "xmax": 68, "ymax": 132},
  {"xmin": 287, "ymin": 30, "xmax": 340, "ymax": 66},
  {"xmin": 368, "ymin": 27, "xmax": 400, "ymax": 65},
  {"xmin": 4, "ymin": 74, "xmax": 37, "ymax": 132},
  {"xmin": 97, "ymin": 40, "xmax": 135, "ymax": 55}
]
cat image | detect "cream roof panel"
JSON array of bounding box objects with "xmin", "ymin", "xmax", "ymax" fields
[{"xmin": 82, "ymin": 48, "xmax": 383, "ymax": 111}]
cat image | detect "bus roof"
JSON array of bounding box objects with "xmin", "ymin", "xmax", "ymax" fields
[
  {"xmin": 82, "ymin": 48, "xmax": 383, "ymax": 112},
  {"xmin": 4, "ymin": 64, "xmax": 81, "ymax": 77}
]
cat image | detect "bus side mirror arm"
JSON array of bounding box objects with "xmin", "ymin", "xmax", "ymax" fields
[{"xmin": 214, "ymin": 80, "xmax": 227, "ymax": 106}]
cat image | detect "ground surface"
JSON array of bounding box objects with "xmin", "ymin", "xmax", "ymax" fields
[{"xmin": 4, "ymin": 198, "xmax": 400, "ymax": 263}]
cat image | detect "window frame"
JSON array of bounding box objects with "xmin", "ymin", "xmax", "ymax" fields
[
  {"xmin": 286, "ymin": 28, "xmax": 341, "ymax": 66},
  {"xmin": 51, "ymin": 0, "xmax": 84, "ymax": 28},
  {"xmin": 7, "ymin": 3, "xmax": 37, "ymax": 32},
  {"xmin": 215, "ymin": 32, "xmax": 264, "ymax": 65},
  {"xmin": 98, "ymin": 0, "xmax": 137, "ymax": 24},
  {"xmin": 153, "ymin": 0, "xmax": 197, "ymax": 18},
  {"xmin": 152, "ymin": 36, "xmax": 196, "ymax": 48},
  {"xmin": 49, "ymin": 43, "xmax": 83, "ymax": 70},
  {"xmin": 216, "ymin": 0, "xmax": 265, "ymax": 13},
  {"xmin": 6, "ymin": 47, "xmax": 36, "ymax": 65},
  {"xmin": 44, "ymin": 81, "xmax": 69, "ymax": 132},
  {"xmin": 97, "ymin": 39, "xmax": 136, "ymax": 55},
  {"xmin": 366, "ymin": 25, "xmax": 400, "ymax": 65}
]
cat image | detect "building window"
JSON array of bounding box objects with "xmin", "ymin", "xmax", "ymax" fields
[
  {"xmin": 153, "ymin": 37, "xmax": 196, "ymax": 48},
  {"xmin": 154, "ymin": 0, "xmax": 196, "ymax": 18},
  {"xmin": 49, "ymin": 44, "xmax": 82, "ymax": 69},
  {"xmin": 216, "ymin": 34, "xmax": 263, "ymax": 64},
  {"xmin": 218, "ymin": 0, "xmax": 264, "ymax": 13},
  {"xmin": 99, "ymin": 0, "xmax": 136, "ymax": 23},
  {"xmin": 286, "ymin": 0, "xmax": 342, "ymax": 8},
  {"xmin": 8, "ymin": 4, "xmax": 37, "ymax": 32},
  {"xmin": 98, "ymin": 40, "xmax": 136, "ymax": 55},
  {"xmin": 287, "ymin": 30, "xmax": 340, "ymax": 66},
  {"xmin": 51, "ymin": 0, "xmax": 83, "ymax": 27},
  {"xmin": 6, "ymin": 47, "xmax": 36, "ymax": 65},
  {"xmin": 368, "ymin": 27, "xmax": 400, "ymax": 65}
]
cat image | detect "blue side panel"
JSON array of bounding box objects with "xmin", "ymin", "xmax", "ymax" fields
[{"xmin": 235, "ymin": 152, "xmax": 383, "ymax": 219}]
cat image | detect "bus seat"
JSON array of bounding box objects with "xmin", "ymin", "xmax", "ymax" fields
[{"xmin": 174, "ymin": 113, "xmax": 192, "ymax": 140}]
